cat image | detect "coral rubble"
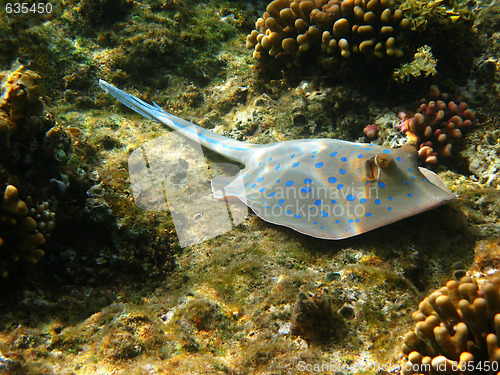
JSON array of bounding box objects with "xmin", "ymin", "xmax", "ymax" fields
[
  {"xmin": 246, "ymin": 0, "xmax": 410, "ymax": 67},
  {"xmin": 396, "ymin": 86, "xmax": 476, "ymax": 165},
  {"xmin": 0, "ymin": 185, "xmax": 45, "ymax": 278},
  {"xmin": 401, "ymin": 274, "xmax": 500, "ymax": 375}
]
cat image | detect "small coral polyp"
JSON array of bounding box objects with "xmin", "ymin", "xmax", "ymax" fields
[
  {"xmin": 397, "ymin": 86, "xmax": 476, "ymax": 165},
  {"xmin": 246, "ymin": 0, "xmax": 410, "ymax": 67},
  {"xmin": 0, "ymin": 185, "xmax": 45, "ymax": 278},
  {"xmin": 401, "ymin": 275, "xmax": 500, "ymax": 375}
]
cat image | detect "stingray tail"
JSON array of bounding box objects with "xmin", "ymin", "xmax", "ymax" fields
[{"xmin": 99, "ymin": 80, "xmax": 257, "ymax": 163}]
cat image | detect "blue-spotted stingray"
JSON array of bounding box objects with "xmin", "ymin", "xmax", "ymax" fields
[{"xmin": 99, "ymin": 80, "xmax": 456, "ymax": 240}]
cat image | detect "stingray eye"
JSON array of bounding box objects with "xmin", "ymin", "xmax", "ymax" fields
[
  {"xmin": 375, "ymin": 153, "xmax": 391, "ymax": 169},
  {"xmin": 366, "ymin": 153, "xmax": 392, "ymax": 180}
]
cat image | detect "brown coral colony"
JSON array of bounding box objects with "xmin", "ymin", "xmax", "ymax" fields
[
  {"xmin": 397, "ymin": 86, "xmax": 476, "ymax": 165},
  {"xmin": 246, "ymin": 0, "xmax": 410, "ymax": 67},
  {"xmin": 402, "ymin": 275, "xmax": 500, "ymax": 375},
  {"xmin": 0, "ymin": 185, "xmax": 45, "ymax": 278}
]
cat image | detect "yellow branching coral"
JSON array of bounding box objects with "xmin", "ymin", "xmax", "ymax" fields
[
  {"xmin": 0, "ymin": 185, "xmax": 45, "ymax": 278},
  {"xmin": 401, "ymin": 275, "xmax": 500, "ymax": 374},
  {"xmin": 246, "ymin": 0, "xmax": 410, "ymax": 67}
]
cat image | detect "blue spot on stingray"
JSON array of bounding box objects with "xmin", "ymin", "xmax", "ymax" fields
[
  {"xmin": 304, "ymin": 178, "xmax": 312, "ymax": 184},
  {"xmin": 378, "ymin": 181, "xmax": 386, "ymax": 188},
  {"xmin": 412, "ymin": 176, "xmax": 416, "ymax": 180},
  {"xmin": 315, "ymin": 162, "xmax": 324, "ymax": 168},
  {"xmin": 331, "ymin": 200, "xmax": 336, "ymax": 204},
  {"xmin": 313, "ymin": 151, "xmax": 318, "ymax": 154},
  {"xmin": 321, "ymin": 227, "xmax": 325, "ymax": 230},
  {"xmin": 286, "ymin": 210, "xmax": 291, "ymax": 215},
  {"xmin": 335, "ymin": 220, "xmax": 340, "ymax": 224},
  {"xmin": 375, "ymin": 199, "xmax": 381, "ymax": 205},
  {"xmin": 397, "ymin": 156, "xmax": 402, "ymax": 162},
  {"xmin": 388, "ymin": 207, "xmax": 392, "ymax": 211},
  {"xmin": 355, "ymin": 218, "xmax": 360, "ymax": 223},
  {"xmin": 339, "ymin": 168, "xmax": 346, "ymax": 175},
  {"xmin": 294, "ymin": 214, "xmax": 301, "ymax": 218},
  {"xmin": 258, "ymin": 177, "xmax": 264, "ymax": 182},
  {"xmin": 311, "ymin": 155, "xmax": 315, "ymax": 158},
  {"xmin": 292, "ymin": 162, "xmax": 300, "ymax": 168},
  {"xmin": 321, "ymin": 211, "xmax": 329, "ymax": 218},
  {"xmin": 314, "ymin": 222, "xmax": 318, "ymax": 225},
  {"xmin": 244, "ymin": 183, "xmax": 248, "ymax": 187},
  {"xmin": 265, "ymin": 205, "xmax": 270, "ymax": 208},
  {"xmin": 383, "ymin": 149, "xmax": 391, "ymax": 154},
  {"xmin": 362, "ymin": 147, "xmax": 372, "ymax": 151},
  {"xmin": 268, "ymin": 157, "xmax": 272, "ymax": 162},
  {"xmin": 291, "ymin": 153, "xmax": 296, "ymax": 158},
  {"xmin": 276, "ymin": 179, "xmax": 281, "ymax": 183},
  {"xmin": 275, "ymin": 164, "xmax": 280, "ymax": 171},
  {"xmin": 301, "ymin": 187, "xmax": 312, "ymax": 194},
  {"xmin": 341, "ymin": 156, "xmax": 347, "ymax": 162},
  {"xmin": 346, "ymin": 194, "xmax": 355, "ymax": 201},
  {"xmin": 408, "ymin": 168, "xmax": 412, "ymax": 172},
  {"xmin": 330, "ymin": 151, "xmax": 338, "ymax": 157},
  {"xmin": 388, "ymin": 196, "xmax": 393, "ymax": 201},
  {"xmin": 408, "ymin": 193, "xmax": 413, "ymax": 197},
  {"xmin": 285, "ymin": 180, "xmax": 294, "ymax": 186},
  {"xmin": 357, "ymin": 154, "xmax": 364, "ymax": 158},
  {"xmin": 269, "ymin": 192, "xmax": 276, "ymax": 197},
  {"xmin": 349, "ymin": 219, "xmax": 354, "ymax": 224},
  {"xmin": 250, "ymin": 184, "xmax": 256, "ymax": 188},
  {"xmin": 258, "ymin": 162, "xmax": 262, "ymax": 166},
  {"xmin": 366, "ymin": 212, "xmax": 372, "ymax": 217},
  {"xmin": 406, "ymin": 181, "xmax": 411, "ymax": 186},
  {"xmin": 337, "ymin": 184, "xmax": 344, "ymax": 190},
  {"xmin": 259, "ymin": 187, "xmax": 267, "ymax": 192},
  {"xmin": 328, "ymin": 177, "xmax": 337, "ymax": 184},
  {"xmin": 278, "ymin": 199, "xmax": 285, "ymax": 204},
  {"xmin": 314, "ymin": 200, "xmax": 322, "ymax": 206},
  {"xmin": 243, "ymin": 173, "xmax": 248, "ymax": 179},
  {"xmin": 365, "ymin": 181, "xmax": 370, "ymax": 186}
]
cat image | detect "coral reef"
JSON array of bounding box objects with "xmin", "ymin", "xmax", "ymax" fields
[
  {"xmin": 401, "ymin": 274, "xmax": 500, "ymax": 374},
  {"xmin": 0, "ymin": 185, "xmax": 45, "ymax": 278},
  {"xmin": 0, "ymin": 64, "xmax": 43, "ymax": 121},
  {"xmin": 396, "ymin": 85, "xmax": 476, "ymax": 165},
  {"xmin": 246, "ymin": 0, "xmax": 410, "ymax": 67}
]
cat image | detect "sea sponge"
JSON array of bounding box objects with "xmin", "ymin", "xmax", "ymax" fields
[
  {"xmin": 401, "ymin": 274, "xmax": 500, "ymax": 375},
  {"xmin": 246, "ymin": 0, "xmax": 410, "ymax": 67},
  {"xmin": 0, "ymin": 184, "xmax": 46, "ymax": 278},
  {"xmin": 0, "ymin": 64, "xmax": 43, "ymax": 121},
  {"xmin": 396, "ymin": 86, "xmax": 476, "ymax": 165}
]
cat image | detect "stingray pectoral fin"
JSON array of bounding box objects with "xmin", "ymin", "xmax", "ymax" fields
[
  {"xmin": 418, "ymin": 167, "xmax": 454, "ymax": 196},
  {"xmin": 211, "ymin": 173, "xmax": 247, "ymax": 201}
]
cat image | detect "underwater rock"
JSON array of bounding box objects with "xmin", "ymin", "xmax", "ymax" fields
[
  {"xmin": 246, "ymin": 0, "xmax": 410, "ymax": 68},
  {"xmin": 290, "ymin": 290, "xmax": 346, "ymax": 344},
  {"xmin": 396, "ymin": 85, "xmax": 476, "ymax": 166},
  {"xmin": 0, "ymin": 64, "xmax": 43, "ymax": 121},
  {"xmin": 0, "ymin": 185, "xmax": 45, "ymax": 278},
  {"xmin": 401, "ymin": 274, "xmax": 500, "ymax": 374}
]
